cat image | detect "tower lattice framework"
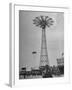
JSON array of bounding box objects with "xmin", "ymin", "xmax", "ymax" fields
[
  {"xmin": 33, "ymin": 16, "xmax": 54, "ymax": 67},
  {"xmin": 40, "ymin": 28, "xmax": 49, "ymax": 66}
]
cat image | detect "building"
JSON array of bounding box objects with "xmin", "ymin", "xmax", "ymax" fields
[
  {"xmin": 57, "ymin": 53, "xmax": 64, "ymax": 66},
  {"xmin": 56, "ymin": 53, "xmax": 64, "ymax": 75}
]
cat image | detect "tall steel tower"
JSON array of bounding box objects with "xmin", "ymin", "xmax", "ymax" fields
[{"xmin": 33, "ymin": 16, "xmax": 54, "ymax": 67}]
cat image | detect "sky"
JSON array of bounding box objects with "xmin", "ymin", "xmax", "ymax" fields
[{"xmin": 19, "ymin": 10, "xmax": 64, "ymax": 69}]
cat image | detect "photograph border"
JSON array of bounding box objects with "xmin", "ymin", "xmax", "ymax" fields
[{"xmin": 9, "ymin": 3, "xmax": 70, "ymax": 87}]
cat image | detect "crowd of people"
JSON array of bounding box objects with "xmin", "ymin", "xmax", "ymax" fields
[{"xmin": 19, "ymin": 65, "xmax": 64, "ymax": 79}]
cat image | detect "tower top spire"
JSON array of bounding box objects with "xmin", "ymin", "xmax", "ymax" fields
[{"xmin": 33, "ymin": 16, "xmax": 54, "ymax": 29}]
